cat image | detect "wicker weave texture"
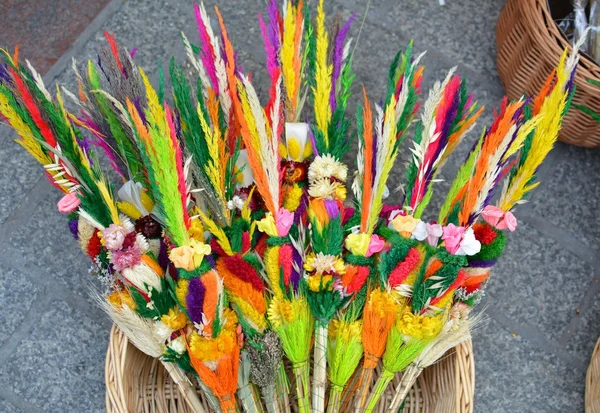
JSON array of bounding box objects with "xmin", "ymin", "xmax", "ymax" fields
[
  {"xmin": 496, "ymin": 0, "xmax": 600, "ymax": 148},
  {"xmin": 105, "ymin": 326, "xmax": 474, "ymax": 413},
  {"xmin": 586, "ymin": 337, "xmax": 600, "ymax": 413}
]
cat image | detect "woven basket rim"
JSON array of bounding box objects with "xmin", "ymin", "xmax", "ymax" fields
[
  {"xmin": 105, "ymin": 325, "xmax": 475, "ymax": 413},
  {"xmin": 531, "ymin": 0, "xmax": 600, "ymax": 94},
  {"xmin": 496, "ymin": 0, "xmax": 600, "ymax": 147}
]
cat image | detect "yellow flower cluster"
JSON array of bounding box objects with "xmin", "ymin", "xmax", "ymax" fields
[
  {"xmin": 283, "ymin": 184, "xmax": 304, "ymax": 212},
  {"xmin": 189, "ymin": 308, "xmax": 238, "ymax": 362},
  {"xmin": 396, "ymin": 307, "xmax": 444, "ymax": 341},
  {"xmin": 107, "ymin": 290, "xmax": 137, "ymax": 310},
  {"xmin": 329, "ymin": 319, "xmax": 362, "ymax": 344},
  {"xmin": 161, "ymin": 307, "xmax": 187, "ymax": 331},
  {"xmin": 188, "ymin": 218, "xmax": 205, "ymax": 242},
  {"xmin": 369, "ymin": 289, "xmax": 400, "ymax": 318},
  {"xmin": 268, "ymin": 296, "xmax": 303, "ymax": 329},
  {"xmin": 306, "ymin": 273, "xmax": 333, "ymax": 292}
]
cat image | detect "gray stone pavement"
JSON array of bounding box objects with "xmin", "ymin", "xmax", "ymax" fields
[{"xmin": 0, "ymin": 0, "xmax": 598, "ymax": 411}]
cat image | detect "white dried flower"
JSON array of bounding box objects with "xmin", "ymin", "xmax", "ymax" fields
[{"xmin": 308, "ymin": 154, "xmax": 348, "ymax": 183}]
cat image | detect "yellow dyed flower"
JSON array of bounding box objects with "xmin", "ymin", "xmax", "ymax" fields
[
  {"xmin": 330, "ymin": 319, "xmax": 362, "ymax": 343},
  {"xmin": 345, "ymin": 233, "xmax": 371, "ymax": 256},
  {"xmin": 335, "ymin": 185, "xmax": 347, "ymax": 201},
  {"xmin": 161, "ymin": 307, "xmax": 187, "ymax": 331},
  {"xmin": 283, "ymin": 184, "xmax": 304, "ymax": 212},
  {"xmin": 256, "ymin": 213, "xmax": 278, "ymax": 237},
  {"xmin": 222, "ymin": 308, "xmax": 239, "ymax": 331},
  {"xmin": 107, "ymin": 290, "xmax": 137, "ymax": 310},
  {"xmin": 391, "ymin": 214, "xmax": 419, "ymax": 237},
  {"xmin": 268, "ymin": 296, "xmax": 296, "ymax": 328},
  {"xmin": 188, "ymin": 218, "xmax": 205, "ymax": 242},
  {"xmin": 397, "ymin": 308, "xmax": 444, "ymax": 341},
  {"xmin": 189, "ymin": 326, "xmax": 237, "ymax": 362},
  {"xmin": 369, "ymin": 289, "xmax": 399, "ymax": 318},
  {"xmin": 140, "ymin": 190, "xmax": 154, "ymax": 214}
]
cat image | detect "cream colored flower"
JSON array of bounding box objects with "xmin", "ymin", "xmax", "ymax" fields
[
  {"xmin": 308, "ymin": 154, "xmax": 348, "ymax": 183},
  {"xmin": 308, "ymin": 178, "xmax": 343, "ymax": 200},
  {"xmin": 168, "ymin": 336, "xmax": 187, "ymax": 355},
  {"xmin": 153, "ymin": 320, "xmax": 174, "ymax": 343}
]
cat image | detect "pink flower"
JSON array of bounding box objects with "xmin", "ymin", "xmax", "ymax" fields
[
  {"xmin": 482, "ymin": 205, "xmax": 518, "ymax": 232},
  {"xmin": 481, "ymin": 205, "xmax": 504, "ymax": 227},
  {"xmin": 275, "ymin": 208, "xmax": 295, "ymax": 237},
  {"xmin": 103, "ymin": 224, "xmax": 128, "ymax": 250},
  {"xmin": 426, "ymin": 223, "xmax": 443, "ymax": 247},
  {"xmin": 497, "ymin": 211, "xmax": 517, "ymax": 232},
  {"xmin": 57, "ymin": 193, "xmax": 80, "ymax": 214},
  {"xmin": 442, "ymin": 223, "xmax": 465, "ymax": 254},
  {"xmin": 366, "ymin": 234, "xmax": 385, "ymax": 257},
  {"xmin": 111, "ymin": 245, "xmax": 142, "ymax": 271}
]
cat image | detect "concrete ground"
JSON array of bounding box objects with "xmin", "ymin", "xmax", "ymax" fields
[{"xmin": 0, "ymin": 0, "xmax": 598, "ymax": 412}]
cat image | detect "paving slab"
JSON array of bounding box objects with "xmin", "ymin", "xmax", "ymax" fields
[
  {"xmin": 0, "ymin": 267, "xmax": 40, "ymax": 345},
  {"xmin": 484, "ymin": 222, "xmax": 595, "ymax": 346},
  {"xmin": 0, "ymin": 0, "xmax": 111, "ymax": 74},
  {"xmin": 473, "ymin": 317, "xmax": 584, "ymax": 413},
  {"xmin": 527, "ymin": 142, "xmax": 600, "ymax": 254},
  {"xmin": 0, "ymin": 300, "xmax": 108, "ymax": 412}
]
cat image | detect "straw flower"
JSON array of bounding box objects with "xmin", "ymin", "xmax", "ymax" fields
[
  {"xmin": 168, "ymin": 335, "xmax": 187, "ymax": 354},
  {"xmin": 304, "ymin": 252, "xmax": 346, "ymax": 275},
  {"xmin": 308, "ymin": 154, "xmax": 348, "ymax": 183},
  {"xmin": 103, "ymin": 224, "xmax": 129, "ymax": 250},
  {"xmin": 267, "ymin": 296, "xmax": 296, "ymax": 329},
  {"xmin": 396, "ymin": 307, "xmax": 445, "ymax": 341},
  {"xmin": 106, "ymin": 290, "xmax": 136, "ymax": 310},
  {"xmin": 308, "ymin": 178, "xmax": 346, "ymax": 200},
  {"xmin": 161, "ymin": 307, "xmax": 188, "ymax": 331}
]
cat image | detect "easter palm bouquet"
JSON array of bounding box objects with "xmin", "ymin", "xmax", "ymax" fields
[{"xmin": 0, "ymin": 0, "xmax": 580, "ymax": 412}]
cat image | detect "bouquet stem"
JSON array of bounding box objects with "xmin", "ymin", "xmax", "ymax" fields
[
  {"xmin": 276, "ymin": 363, "xmax": 291, "ymax": 413},
  {"xmin": 353, "ymin": 363, "xmax": 377, "ymax": 412},
  {"xmin": 217, "ymin": 393, "xmax": 237, "ymax": 413},
  {"xmin": 312, "ymin": 322, "xmax": 329, "ymax": 413},
  {"xmin": 386, "ymin": 365, "xmax": 423, "ymax": 413},
  {"xmin": 292, "ymin": 360, "xmax": 311, "ymax": 413},
  {"xmin": 238, "ymin": 383, "xmax": 261, "ymax": 413},
  {"xmin": 261, "ymin": 384, "xmax": 281, "ymax": 413},
  {"xmin": 325, "ymin": 385, "xmax": 344, "ymax": 413},
  {"xmin": 160, "ymin": 361, "xmax": 207, "ymax": 413},
  {"xmin": 364, "ymin": 369, "xmax": 395, "ymax": 413}
]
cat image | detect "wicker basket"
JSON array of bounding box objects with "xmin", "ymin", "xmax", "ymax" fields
[
  {"xmin": 496, "ymin": 0, "xmax": 600, "ymax": 148},
  {"xmin": 586, "ymin": 337, "xmax": 600, "ymax": 413},
  {"xmin": 105, "ymin": 325, "xmax": 475, "ymax": 413}
]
